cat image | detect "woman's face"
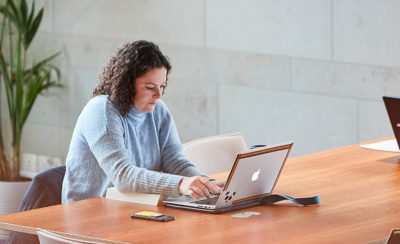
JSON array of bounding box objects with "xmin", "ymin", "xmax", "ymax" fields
[{"xmin": 133, "ymin": 67, "xmax": 167, "ymax": 113}]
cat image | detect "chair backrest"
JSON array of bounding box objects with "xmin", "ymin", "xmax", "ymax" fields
[
  {"xmin": 19, "ymin": 165, "xmax": 66, "ymax": 211},
  {"xmin": 37, "ymin": 229, "xmax": 102, "ymax": 244},
  {"xmin": 6, "ymin": 166, "xmax": 66, "ymax": 244},
  {"xmin": 183, "ymin": 132, "xmax": 247, "ymax": 175},
  {"xmin": 37, "ymin": 229, "xmax": 79, "ymax": 244}
]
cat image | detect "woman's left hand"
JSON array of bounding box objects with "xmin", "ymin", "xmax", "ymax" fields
[{"xmin": 213, "ymin": 179, "xmax": 226, "ymax": 188}]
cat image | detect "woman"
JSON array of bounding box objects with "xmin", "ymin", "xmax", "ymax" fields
[{"xmin": 62, "ymin": 40, "xmax": 222, "ymax": 203}]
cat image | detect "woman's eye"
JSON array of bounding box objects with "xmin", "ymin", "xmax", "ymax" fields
[
  {"xmin": 161, "ymin": 85, "xmax": 166, "ymax": 90},
  {"xmin": 145, "ymin": 87, "xmax": 154, "ymax": 90}
]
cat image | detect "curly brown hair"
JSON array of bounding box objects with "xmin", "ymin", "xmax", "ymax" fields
[{"xmin": 93, "ymin": 40, "xmax": 171, "ymax": 116}]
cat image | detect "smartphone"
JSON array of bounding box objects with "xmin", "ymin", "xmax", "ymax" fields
[{"xmin": 130, "ymin": 211, "xmax": 174, "ymax": 222}]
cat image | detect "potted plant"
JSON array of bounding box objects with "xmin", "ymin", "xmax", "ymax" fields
[{"xmin": 0, "ymin": 0, "xmax": 61, "ymax": 236}]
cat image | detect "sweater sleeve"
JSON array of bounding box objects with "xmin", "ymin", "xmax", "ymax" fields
[
  {"xmin": 155, "ymin": 101, "xmax": 204, "ymax": 177},
  {"xmin": 81, "ymin": 98, "xmax": 185, "ymax": 197}
]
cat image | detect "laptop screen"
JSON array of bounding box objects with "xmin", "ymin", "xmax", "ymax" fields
[{"xmin": 383, "ymin": 96, "xmax": 400, "ymax": 148}]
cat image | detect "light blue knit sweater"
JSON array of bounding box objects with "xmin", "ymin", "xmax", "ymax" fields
[{"xmin": 62, "ymin": 95, "xmax": 202, "ymax": 203}]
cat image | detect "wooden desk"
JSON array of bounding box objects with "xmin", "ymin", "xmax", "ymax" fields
[{"xmin": 1, "ymin": 139, "xmax": 400, "ymax": 244}]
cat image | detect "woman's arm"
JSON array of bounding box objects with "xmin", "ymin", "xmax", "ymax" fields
[
  {"xmin": 155, "ymin": 101, "xmax": 202, "ymax": 176},
  {"xmin": 81, "ymin": 97, "xmax": 185, "ymax": 197},
  {"xmin": 154, "ymin": 101, "xmax": 224, "ymax": 198}
]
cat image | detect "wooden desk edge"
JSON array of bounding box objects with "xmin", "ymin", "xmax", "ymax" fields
[{"xmin": 0, "ymin": 221, "xmax": 128, "ymax": 244}]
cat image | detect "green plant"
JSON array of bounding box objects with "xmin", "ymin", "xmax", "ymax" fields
[{"xmin": 0, "ymin": 0, "xmax": 62, "ymax": 181}]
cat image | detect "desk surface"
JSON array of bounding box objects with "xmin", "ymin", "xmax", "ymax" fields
[{"xmin": 1, "ymin": 138, "xmax": 400, "ymax": 244}]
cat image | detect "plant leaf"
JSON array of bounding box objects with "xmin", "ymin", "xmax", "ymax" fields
[
  {"xmin": 20, "ymin": 0, "xmax": 28, "ymax": 29},
  {"xmin": 25, "ymin": 7, "xmax": 43, "ymax": 49},
  {"xmin": 29, "ymin": 52, "xmax": 60, "ymax": 74},
  {"xmin": 26, "ymin": 0, "xmax": 34, "ymax": 35},
  {"xmin": 6, "ymin": 0, "xmax": 21, "ymax": 31},
  {"xmin": 21, "ymin": 65, "xmax": 62, "ymax": 126}
]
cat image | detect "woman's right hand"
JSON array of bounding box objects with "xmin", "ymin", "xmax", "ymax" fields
[{"xmin": 178, "ymin": 176, "xmax": 222, "ymax": 199}]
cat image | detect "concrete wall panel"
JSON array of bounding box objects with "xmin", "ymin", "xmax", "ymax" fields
[
  {"xmin": 219, "ymin": 84, "xmax": 358, "ymax": 156},
  {"xmin": 207, "ymin": 0, "xmax": 331, "ymax": 59},
  {"xmin": 334, "ymin": 0, "xmax": 400, "ymax": 67}
]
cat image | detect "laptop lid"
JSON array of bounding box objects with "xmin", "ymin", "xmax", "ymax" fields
[
  {"xmin": 163, "ymin": 141, "xmax": 293, "ymax": 213},
  {"xmin": 383, "ymin": 96, "xmax": 400, "ymax": 148}
]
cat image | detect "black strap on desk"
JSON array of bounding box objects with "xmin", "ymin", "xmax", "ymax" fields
[{"xmin": 261, "ymin": 194, "xmax": 320, "ymax": 206}]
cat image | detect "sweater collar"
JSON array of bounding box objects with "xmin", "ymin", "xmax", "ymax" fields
[{"xmin": 128, "ymin": 106, "xmax": 147, "ymax": 121}]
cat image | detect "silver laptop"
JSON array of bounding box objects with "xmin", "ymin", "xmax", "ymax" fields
[
  {"xmin": 163, "ymin": 141, "xmax": 293, "ymax": 214},
  {"xmin": 383, "ymin": 96, "xmax": 400, "ymax": 148}
]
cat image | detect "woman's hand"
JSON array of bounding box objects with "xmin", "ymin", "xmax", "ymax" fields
[
  {"xmin": 178, "ymin": 176, "xmax": 223, "ymax": 199},
  {"xmin": 213, "ymin": 179, "xmax": 226, "ymax": 188}
]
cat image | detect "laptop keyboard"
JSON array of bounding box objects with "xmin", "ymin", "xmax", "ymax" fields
[{"xmin": 192, "ymin": 196, "xmax": 219, "ymax": 205}]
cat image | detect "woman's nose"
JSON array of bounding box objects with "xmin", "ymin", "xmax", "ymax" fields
[{"xmin": 154, "ymin": 87, "xmax": 162, "ymax": 97}]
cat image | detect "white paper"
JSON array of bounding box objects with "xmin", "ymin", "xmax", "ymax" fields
[{"xmin": 360, "ymin": 139, "xmax": 400, "ymax": 152}]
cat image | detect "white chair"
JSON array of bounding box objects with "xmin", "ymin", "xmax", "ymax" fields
[
  {"xmin": 37, "ymin": 229, "xmax": 103, "ymax": 244},
  {"xmin": 183, "ymin": 132, "xmax": 247, "ymax": 175}
]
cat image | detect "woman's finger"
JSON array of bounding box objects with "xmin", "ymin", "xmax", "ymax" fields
[
  {"xmin": 194, "ymin": 178, "xmax": 210, "ymax": 198},
  {"xmin": 190, "ymin": 186, "xmax": 205, "ymax": 199},
  {"xmin": 188, "ymin": 189, "xmax": 200, "ymax": 199},
  {"xmin": 202, "ymin": 179, "xmax": 222, "ymax": 194},
  {"xmin": 215, "ymin": 179, "xmax": 226, "ymax": 187}
]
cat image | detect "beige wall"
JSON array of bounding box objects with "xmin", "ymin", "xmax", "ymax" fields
[{"xmin": 7, "ymin": 0, "xmax": 400, "ymax": 173}]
